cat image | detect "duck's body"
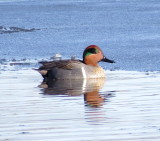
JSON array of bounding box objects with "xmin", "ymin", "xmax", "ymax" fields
[
  {"xmin": 38, "ymin": 59, "xmax": 106, "ymax": 80},
  {"xmin": 37, "ymin": 45, "xmax": 115, "ymax": 80}
]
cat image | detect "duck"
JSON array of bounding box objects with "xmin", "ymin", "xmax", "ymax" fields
[{"xmin": 37, "ymin": 45, "xmax": 115, "ymax": 80}]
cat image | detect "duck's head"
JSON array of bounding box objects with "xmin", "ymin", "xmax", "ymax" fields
[{"xmin": 83, "ymin": 45, "xmax": 115, "ymax": 66}]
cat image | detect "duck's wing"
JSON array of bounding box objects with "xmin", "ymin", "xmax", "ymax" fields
[
  {"xmin": 37, "ymin": 60, "xmax": 83, "ymax": 79},
  {"xmin": 39, "ymin": 60, "xmax": 83, "ymax": 70}
]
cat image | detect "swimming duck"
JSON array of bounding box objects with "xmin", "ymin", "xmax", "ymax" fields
[{"xmin": 37, "ymin": 45, "xmax": 115, "ymax": 80}]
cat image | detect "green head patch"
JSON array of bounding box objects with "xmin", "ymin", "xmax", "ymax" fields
[{"xmin": 83, "ymin": 48, "xmax": 99, "ymax": 58}]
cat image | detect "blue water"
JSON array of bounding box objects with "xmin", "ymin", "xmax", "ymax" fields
[
  {"xmin": 0, "ymin": 0, "xmax": 160, "ymax": 71},
  {"xmin": 0, "ymin": 1, "xmax": 160, "ymax": 141}
]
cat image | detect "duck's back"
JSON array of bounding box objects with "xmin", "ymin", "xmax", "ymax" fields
[{"xmin": 38, "ymin": 60, "xmax": 106, "ymax": 80}]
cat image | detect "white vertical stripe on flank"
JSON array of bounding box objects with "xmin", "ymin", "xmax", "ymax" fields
[
  {"xmin": 81, "ymin": 67, "xmax": 87, "ymax": 92},
  {"xmin": 81, "ymin": 67, "xmax": 87, "ymax": 79}
]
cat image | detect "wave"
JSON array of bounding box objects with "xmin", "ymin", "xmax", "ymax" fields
[
  {"xmin": 0, "ymin": 58, "xmax": 40, "ymax": 71},
  {"xmin": 0, "ymin": 26, "xmax": 40, "ymax": 34}
]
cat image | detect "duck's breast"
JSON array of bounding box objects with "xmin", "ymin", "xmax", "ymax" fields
[{"xmin": 83, "ymin": 65, "xmax": 106, "ymax": 78}]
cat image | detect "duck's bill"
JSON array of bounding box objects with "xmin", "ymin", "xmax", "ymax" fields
[{"xmin": 101, "ymin": 56, "xmax": 115, "ymax": 63}]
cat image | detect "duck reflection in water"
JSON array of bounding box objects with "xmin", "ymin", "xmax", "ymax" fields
[{"xmin": 39, "ymin": 78, "xmax": 106, "ymax": 107}]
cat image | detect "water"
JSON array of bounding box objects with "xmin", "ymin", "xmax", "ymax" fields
[
  {"xmin": 0, "ymin": 70, "xmax": 160, "ymax": 141},
  {"xmin": 0, "ymin": 0, "xmax": 160, "ymax": 71},
  {"xmin": 0, "ymin": 0, "xmax": 160, "ymax": 140}
]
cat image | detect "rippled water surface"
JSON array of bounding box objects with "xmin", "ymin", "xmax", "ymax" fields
[
  {"xmin": 0, "ymin": 69, "xmax": 160, "ymax": 141},
  {"xmin": 0, "ymin": 0, "xmax": 160, "ymax": 140}
]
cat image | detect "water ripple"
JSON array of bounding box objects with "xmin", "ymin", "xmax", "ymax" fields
[
  {"xmin": 0, "ymin": 70, "xmax": 160, "ymax": 141},
  {"xmin": 0, "ymin": 26, "xmax": 40, "ymax": 34}
]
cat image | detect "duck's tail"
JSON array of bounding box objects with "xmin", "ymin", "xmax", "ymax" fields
[{"xmin": 33, "ymin": 68, "xmax": 48, "ymax": 77}]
